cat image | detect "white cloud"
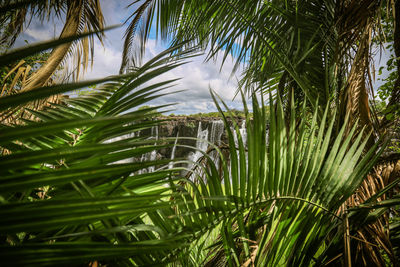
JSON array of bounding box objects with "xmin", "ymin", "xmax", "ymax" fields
[
  {"xmin": 144, "ymin": 47, "xmax": 245, "ymax": 114},
  {"xmin": 83, "ymin": 41, "xmax": 123, "ymax": 80},
  {"xmin": 83, "ymin": 28, "xmax": 247, "ymax": 114},
  {"xmin": 13, "ymin": 0, "xmax": 250, "ymax": 115},
  {"xmin": 12, "ymin": 0, "xmax": 392, "ymax": 110}
]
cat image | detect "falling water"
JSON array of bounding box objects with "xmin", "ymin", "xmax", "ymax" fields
[
  {"xmin": 239, "ymin": 120, "xmax": 247, "ymax": 147},
  {"xmin": 188, "ymin": 122, "xmax": 209, "ymax": 164},
  {"xmin": 187, "ymin": 121, "xmax": 209, "ymax": 180},
  {"xmin": 210, "ymin": 120, "xmax": 224, "ymax": 145},
  {"xmin": 188, "ymin": 121, "xmax": 208, "ymax": 181},
  {"xmin": 138, "ymin": 125, "xmax": 160, "ymax": 174},
  {"xmin": 151, "ymin": 125, "xmax": 159, "ymax": 140},
  {"xmin": 168, "ymin": 132, "xmax": 179, "ymax": 169},
  {"xmin": 209, "ymin": 120, "xmax": 224, "ymax": 167},
  {"xmin": 104, "ymin": 127, "xmax": 136, "ymax": 144},
  {"xmin": 233, "ymin": 120, "xmax": 247, "ymax": 148}
]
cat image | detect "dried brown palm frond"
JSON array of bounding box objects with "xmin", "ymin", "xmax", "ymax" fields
[
  {"xmin": 0, "ymin": 0, "xmax": 65, "ymax": 47},
  {"xmin": 23, "ymin": 0, "xmax": 105, "ymax": 91},
  {"xmin": 345, "ymin": 159, "xmax": 400, "ymax": 266},
  {"xmin": 337, "ymin": 1, "xmax": 400, "ymax": 264},
  {"xmin": 1, "ymin": 0, "xmax": 105, "ymax": 92},
  {"xmin": 334, "ymin": 0, "xmax": 381, "ymax": 61},
  {"xmin": 0, "ymin": 54, "xmax": 67, "ymax": 127},
  {"xmin": 1, "ymin": 92, "xmax": 65, "ymax": 157},
  {"xmin": 0, "ymin": 94, "xmax": 64, "ymax": 125},
  {"xmin": 1, "ymin": 0, "xmax": 104, "ymax": 128},
  {"xmin": 1, "ymin": 59, "xmax": 30, "ymax": 97},
  {"xmin": 333, "ymin": 2, "xmax": 400, "ymax": 265},
  {"xmin": 0, "ymin": 2, "xmax": 27, "ymax": 46},
  {"xmin": 334, "ymin": 0, "xmax": 384, "ymax": 146},
  {"xmin": 339, "ymin": 24, "xmax": 374, "ymax": 144}
]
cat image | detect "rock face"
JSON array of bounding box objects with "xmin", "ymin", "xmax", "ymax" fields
[
  {"xmin": 106, "ymin": 116, "xmax": 251, "ymax": 174},
  {"xmin": 140, "ymin": 116, "xmax": 244, "ymax": 161}
]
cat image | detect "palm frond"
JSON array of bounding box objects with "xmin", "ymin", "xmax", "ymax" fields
[{"xmin": 0, "ymin": 41, "xmax": 201, "ymax": 266}]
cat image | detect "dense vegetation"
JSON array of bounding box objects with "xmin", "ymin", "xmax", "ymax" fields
[{"xmin": 0, "ymin": 0, "xmax": 399, "ymax": 266}]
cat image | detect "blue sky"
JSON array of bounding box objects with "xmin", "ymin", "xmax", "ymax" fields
[
  {"xmin": 14, "ymin": 0, "xmax": 392, "ymax": 114},
  {"xmin": 15, "ymin": 0, "xmax": 245, "ymax": 115}
]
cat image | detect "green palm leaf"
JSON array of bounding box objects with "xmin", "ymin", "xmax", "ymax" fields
[
  {"xmin": 0, "ymin": 40, "xmax": 199, "ymax": 266},
  {"xmin": 172, "ymin": 90, "xmax": 386, "ymax": 266}
]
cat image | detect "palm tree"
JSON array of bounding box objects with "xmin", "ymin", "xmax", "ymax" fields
[
  {"xmin": 1, "ymin": 43, "xmax": 395, "ymax": 264},
  {"xmin": 0, "ymin": 0, "xmax": 105, "ymax": 126},
  {"xmin": 122, "ymin": 0, "xmax": 400, "ymax": 264},
  {"xmin": 0, "ymin": 40, "xmax": 203, "ymax": 266},
  {"xmin": 1, "ymin": 1, "xmax": 399, "ymax": 266},
  {"xmin": 122, "ymin": 0, "xmax": 398, "ymax": 138},
  {"xmin": 0, "ymin": 0, "xmax": 105, "ymax": 91}
]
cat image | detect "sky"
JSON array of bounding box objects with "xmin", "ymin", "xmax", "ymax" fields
[
  {"xmin": 15, "ymin": 0, "xmax": 245, "ymax": 115},
  {"xmin": 14, "ymin": 0, "xmax": 392, "ymax": 114}
]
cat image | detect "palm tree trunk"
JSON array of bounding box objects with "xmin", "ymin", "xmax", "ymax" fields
[
  {"xmin": 23, "ymin": 0, "xmax": 83, "ymax": 91},
  {"xmin": 335, "ymin": 0, "xmax": 378, "ymax": 148},
  {"xmin": 340, "ymin": 24, "xmax": 375, "ymax": 148}
]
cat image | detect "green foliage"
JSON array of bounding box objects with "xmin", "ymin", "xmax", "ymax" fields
[
  {"xmin": 0, "ymin": 37, "xmax": 398, "ymax": 266},
  {"xmin": 1, "ymin": 2, "xmax": 399, "ymax": 266},
  {"xmin": 371, "ymin": 99, "xmax": 387, "ymax": 114},
  {"xmin": 137, "ymin": 105, "xmax": 162, "ymax": 117},
  {"xmin": 377, "ymin": 48, "xmax": 397, "ymax": 103},
  {"xmin": 374, "ymin": 3, "xmax": 399, "ymax": 122},
  {"xmin": 388, "ymin": 140, "xmax": 400, "ymax": 153},
  {"xmin": 0, "ymin": 39, "xmax": 199, "ymax": 266},
  {"xmin": 377, "ymin": 52, "xmax": 399, "ymax": 120},
  {"xmin": 192, "ymin": 109, "xmax": 247, "ymax": 118},
  {"xmin": 186, "ymin": 121, "xmax": 196, "ymax": 128},
  {"xmin": 190, "ymin": 111, "xmax": 222, "ymax": 118},
  {"xmin": 191, "ymin": 91, "xmax": 388, "ymax": 266},
  {"xmin": 180, "ymin": 108, "xmax": 269, "ymax": 119},
  {"xmin": 0, "ymin": 49, "xmax": 50, "ymax": 77},
  {"xmin": 73, "ymin": 84, "xmax": 98, "ymax": 96}
]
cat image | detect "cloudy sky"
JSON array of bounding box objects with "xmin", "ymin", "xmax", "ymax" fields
[
  {"xmin": 15, "ymin": 0, "xmax": 245, "ymax": 115},
  {"xmin": 14, "ymin": 1, "xmax": 391, "ymax": 114}
]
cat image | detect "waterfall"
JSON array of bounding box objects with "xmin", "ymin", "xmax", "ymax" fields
[
  {"xmin": 139, "ymin": 125, "xmax": 159, "ymax": 174},
  {"xmin": 146, "ymin": 150, "xmax": 157, "ymax": 173},
  {"xmin": 148, "ymin": 125, "xmax": 159, "ymax": 173},
  {"xmin": 151, "ymin": 125, "xmax": 159, "ymax": 141},
  {"xmin": 188, "ymin": 121, "xmax": 208, "ymax": 181},
  {"xmin": 104, "ymin": 128, "xmax": 135, "ymax": 144},
  {"xmin": 233, "ymin": 120, "xmax": 247, "ymax": 148},
  {"xmin": 168, "ymin": 132, "xmax": 179, "ymax": 169},
  {"xmin": 209, "ymin": 120, "xmax": 224, "ymax": 167},
  {"xmin": 239, "ymin": 120, "xmax": 247, "ymax": 147},
  {"xmin": 187, "ymin": 121, "xmax": 209, "ymax": 177},
  {"xmin": 210, "ymin": 120, "xmax": 224, "ymax": 145},
  {"xmin": 189, "ymin": 122, "xmax": 209, "ymax": 163}
]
